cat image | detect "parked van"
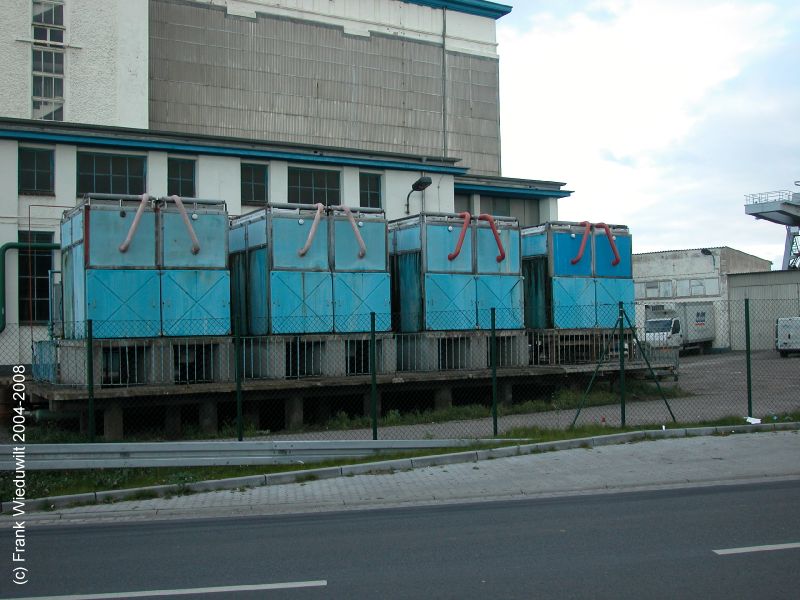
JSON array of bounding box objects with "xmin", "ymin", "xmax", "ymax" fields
[{"xmin": 776, "ymin": 317, "xmax": 800, "ymax": 357}]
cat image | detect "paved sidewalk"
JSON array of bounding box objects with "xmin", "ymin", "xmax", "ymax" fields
[{"xmin": 11, "ymin": 430, "xmax": 799, "ymax": 526}]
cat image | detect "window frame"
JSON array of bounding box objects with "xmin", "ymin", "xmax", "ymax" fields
[
  {"xmin": 358, "ymin": 172, "xmax": 382, "ymax": 210},
  {"xmin": 241, "ymin": 162, "xmax": 269, "ymax": 206},
  {"xmin": 18, "ymin": 147, "xmax": 55, "ymax": 195},
  {"xmin": 31, "ymin": 0, "xmax": 65, "ymax": 121},
  {"xmin": 76, "ymin": 151, "xmax": 147, "ymax": 196},
  {"xmin": 18, "ymin": 230, "xmax": 54, "ymax": 325},
  {"xmin": 288, "ymin": 166, "xmax": 341, "ymax": 207},
  {"xmin": 167, "ymin": 157, "xmax": 196, "ymax": 198}
]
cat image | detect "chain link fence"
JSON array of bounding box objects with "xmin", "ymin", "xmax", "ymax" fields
[{"xmin": 2, "ymin": 300, "xmax": 798, "ymax": 443}]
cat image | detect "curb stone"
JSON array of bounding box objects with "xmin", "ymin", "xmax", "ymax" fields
[{"xmin": 3, "ymin": 422, "xmax": 797, "ymax": 515}]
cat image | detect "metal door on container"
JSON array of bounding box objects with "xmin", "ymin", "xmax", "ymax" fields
[
  {"xmin": 333, "ymin": 272, "xmax": 391, "ymax": 332},
  {"xmin": 476, "ymin": 275, "xmax": 524, "ymax": 329},
  {"xmin": 551, "ymin": 277, "xmax": 595, "ymax": 329},
  {"xmin": 85, "ymin": 269, "xmax": 160, "ymax": 338},
  {"xmin": 594, "ymin": 278, "xmax": 635, "ymax": 328},
  {"xmin": 424, "ymin": 273, "xmax": 476, "ymax": 330},
  {"xmin": 333, "ymin": 218, "xmax": 387, "ymax": 272},
  {"xmin": 476, "ymin": 225, "xmax": 520, "ymax": 274},
  {"xmin": 271, "ymin": 214, "xmax": 329, "ymax": 271},
  {"xmin": 551, "ymin": 230, "xmax": 592, "ymax": 277},
  {"xmin": 161, "ymin": 211, "xmax": 227, "ymax": 269},
  {"xmin": 270, "ymin": 271, "xmax": 333, "ymax": 333},
  {"xmin": 87, "ymin": 209, "xmax": 156, "ymax": 268},
  {"xmin": 594, "ymin": 232, "xmax": 632, "ymax": 278},
  {"xmin": 161, "ymin": 270, "xmax": 231, "ymax": 336},
  {"xmin": 426, "ymin": 223, "xmax": 473, "ymax": 273}
]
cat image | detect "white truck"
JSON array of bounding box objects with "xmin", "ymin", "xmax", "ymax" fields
[
  {"xmin": 776, "ymin": 317, "xmax": 800, "ymax": 357},
  {"xmin": 644, "ymin": 302, "xmax": 715, "ymax": 353}
]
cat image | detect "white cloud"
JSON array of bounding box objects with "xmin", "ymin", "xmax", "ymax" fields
[{"xmin": 497, "ymin": 0, "xmax": 797, "ymax": 265}]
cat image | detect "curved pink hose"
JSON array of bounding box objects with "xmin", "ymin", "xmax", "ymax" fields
[
  {"xmin": 118, "ymin": 193, "xmax": 149, "ymax": 253},
  {"xmin": 447, "ymin": 212, "xmax": 471, "ymax": 261},
  {"xmin": 595, "ymin": 222, "xmax": 621, "ymax": 266},
  {"xmin": 170, "ymin": 195, "xmax": 201, "ymax": 255},
  {"xmin": 332, "ymin": 205, "xmax": 367, "ymax": 258},
  {"xmin": 298, "ymin": 203, "xmax": 325, "ymax": 257},
  {"xmin": 478, "ymin": 213, "xmax": 506, "ymax": 263},
  {"xmin": 570, "ymin": 221, "xmax": 591, "ymax": 265}
]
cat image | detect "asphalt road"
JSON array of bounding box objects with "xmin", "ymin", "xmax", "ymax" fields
[{"xmin": 3, "ymin": 479, "xmax": 799, "ymax": 600}]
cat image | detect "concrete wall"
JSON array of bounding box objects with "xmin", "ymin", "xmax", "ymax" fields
[
  {"xmin": 148, "ymin": 0, "xmax": 501, "ymax": 175},
  {"xmin": 0, "ymin": 0, "xmax": 148, "ymax": 127}
]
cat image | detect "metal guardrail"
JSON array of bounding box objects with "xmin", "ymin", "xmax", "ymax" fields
[
  {"xmin": 0, "ymin": 440, "xmax": 496, "ymax": 470},
  {"xmin": 744, "ymin": 190, "xmax": 795, "ymax": 205}
]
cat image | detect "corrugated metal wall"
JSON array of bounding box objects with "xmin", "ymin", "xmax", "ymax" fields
[{"xmin": 148, "ymin": 0, "xmax": 501, "ymax": 175}]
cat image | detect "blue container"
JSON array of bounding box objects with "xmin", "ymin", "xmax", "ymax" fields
[
  {"xmin": 59, "ymin": 195, "xmax": 231, "ymax": 339},
  {"xmin": 521, "ymin": 222, "xmax": 634, "ymax": 330},
  {"xmin": 389, "ymin": 213, "xmax": 523, "ymax": 332}
]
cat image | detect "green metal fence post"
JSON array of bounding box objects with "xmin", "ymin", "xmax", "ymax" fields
[
  {"xmin": 234, "ymin": 318, "xmax": 243, "ymax": 441},
  {"xmin": 86, "ymin": 319, "xmax": 95, "ymax": 443},
  {"xmin": 370, "ymin": 312, "xmax": 378, "ymax": 441},
  {"xmin": 618, "ymin": 301, "xmax": 626, "ymax": 427},
  {"xmin": 745, "ymin": 298, "xmax": 753, "ymax": 418},
  {"xmin": 491, "ymin": 307, "xmax": 498, "ymax": 436}
]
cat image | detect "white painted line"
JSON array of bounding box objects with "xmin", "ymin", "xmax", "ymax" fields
[
  {"xmin": 1, "ymin": 580, "xmax": 328, "ymax": 600},
  {"xmin": 713, "ymin": 542, "xmax": 800, "ymax": 556}
]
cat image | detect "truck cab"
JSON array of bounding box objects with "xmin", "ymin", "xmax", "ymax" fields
[
  {"xmin": 644, "ymin": 315, "xmax": 683, "ymax": 349},
  {"xmin": 776, "ymin": 317, "xmax": 800, "ymax": 357}
]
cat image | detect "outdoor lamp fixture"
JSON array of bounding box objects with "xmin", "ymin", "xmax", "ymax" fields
[
  {"xmin": 405, "ymin": 176, "xmax": 432, "ymax": 214},
  {"xmin": 701, "ymin": 247, "xmax": 716, "ymax": 270}
]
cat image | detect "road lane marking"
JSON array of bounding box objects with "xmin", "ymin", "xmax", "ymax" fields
[
  {"xmin": 0, "ymin": 580, "xmax": 328, "ymax": 600},
  {"xmin": 713, "ymin": 542, "xmax": 800, "ymax": 556}
]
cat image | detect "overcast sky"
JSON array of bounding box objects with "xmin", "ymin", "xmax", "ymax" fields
[{"xmin": 497, "ymin": 0, "xmax": 800, "ymax": 268}]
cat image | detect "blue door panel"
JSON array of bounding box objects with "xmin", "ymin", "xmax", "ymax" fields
[
  {"xmin": 594, "ymin": 234, "xmax": 632, "ymax": 278},
  {"xmin": 333, "ymin": 272, "xmax": 391, "ymax": 332},
  {"xmin": 551, "ymin": 277, "xmax": 596, "ymax": 329},
  {"xmin": 86, "ymin": 270, "xmax": 160, "ymax": 338},
  {"xmin": 333, "ymin": 219, "xmax": 387, "ymax": 272},
  {"xmin": 271, "ymin": 216, "xmax": 328, "ymax": 270},
  {"xmin": 477, "ymin": 227, "xmax": 520, "ymax": 274},
  {"xmin": 552, "ymin": 232, "xmax": 592, "ymax": 277},
  {"xmin": 476, "ymin": 275, "xmax": 524, "ymax": 329},
  {"xmin": 270, "ymin": 271, "xmax": 333, "ymax": 333},
  {"xmin": 595, "ymin": 278, "xmax": 635, "ymax": 327},
  {"xmin": 162, "ymin": 212, "xmax": 227, "ymax": 268},
  {"xmin": 88, "ymin": 210, "xmax": 156, "ymax": 268},
  {"xmin": 426, "ymin": 224, "xmax": 472, "ymax": 273},
  {"xmin": 424, "ymin": 274, "xmax": 475, "ymax": 330},
  {"xmin": 162, "ymin": 270, "xmax": 231, "ymax": 336}
]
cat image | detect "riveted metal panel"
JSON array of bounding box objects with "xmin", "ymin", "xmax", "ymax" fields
[
  {"xmin": 551, "ymin": 277, "xmax": 596, "ymax": 329},
  {"xmin": 162, "ymin": 270, "xmax": 231, "ymax": 336},
  {"xmin": 87, "ymin": 209, "xmax": 156, "ymax": 268},
  {"xmin": 424, "ymin": 273, "xmax": 475, "ymax": 330},
  {"xmin": 333, "ymin": 272, "xmax": 391, "ymax": 332},
  {"xmin": 476, "ymin": 224, "xmax": 520, "ymax": 274},
  {"xmin": 521, "ymin": 231, "xmax": 547, "ymax": 257},
  {"xmin": 426, "ymin": 223, "xmax": 473, "ymax": 273},
  {"xmin": 476, "ymin": 275, "xmax": 524, "ymax": 329},
  {"xmin": 270, "ymin": 270, "xmax": 333, "ymax": 334},
  {"xmin": 86, "ymin": 270, "xmax": 161, "ymax": 339},
  {"xmin": 161, "ymin": 211, "xmax": 228, "ymax": 268},
  {"xmin": 552, "ymin": 231, "xmax": 592, "ymax": 277},
  {"xmin": 594, "ymin": 230, "xmax": 632, "ymax": 278},
  {"xmin": 595, "ymin": 278, "xmax": 635, "ymax": 328},
  {"xmin": 332, "ymin": 218, "xmax": 387, "ymax": 272},
  {"xmin": 271, "ymin": 213, "xmax": 329, "ymax": 271}
]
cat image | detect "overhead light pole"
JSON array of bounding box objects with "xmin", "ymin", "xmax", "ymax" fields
[{"xmin": 405, "ymin": 176, "xmax": 432, "ymax": 214}]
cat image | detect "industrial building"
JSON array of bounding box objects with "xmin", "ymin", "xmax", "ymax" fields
[
  {"xmin": 0, "ymin": 0, "xmax": 571, "ymax": 369},
  {"xmin": 633, "ymin": 247, "xmax": 772, "ymax": 349}
]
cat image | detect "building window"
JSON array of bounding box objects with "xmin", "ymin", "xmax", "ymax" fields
[
  {"xmin": 32, "ymin": 1, "xmax": 65, "ymax": 121},
  {"xmin": 241, "ymin": 163, "xmax": 268, "ymax": 205},
  {"xmin": 168, "ymin": 158, "xmax": 196, "ymax": 197},
  {"xmin": 288, "ymin": 167, "xmax": 340, "ymax": 206},
  {"xmin": 77, "ymin": 152, "xmax": 145, "ymax": 195},
  {"xmin": 18, "ymin": 230, "xmax": 54, "ymax": 324},
  {"xmin": 19, "ymin": 147, "xmax": 54, "ymax": 195},
  {"xmin": 359, "ymin": 173, "xmax": 381, "ymax": 209}
]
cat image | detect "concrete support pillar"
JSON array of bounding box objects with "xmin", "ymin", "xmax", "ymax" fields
[
  {"xmin": 363, "ymin": 391, "xmax": 381, "ymax": 418},
  {"xmin": 165, "ymin": 405, "xmax": 182, "ymax": 439},
  {"xmin": 199, "ymin": 400, "xmax": 218, "ymax": 435},
  {"xmin": 434, "ymin": 387, "xmax": 452, "ymax": 411},
  {"xmin": 499, "ymin": 381, "xmax": 514, "ymax": 406},
  {"xmin": 103, "ymin": 401, "xmax": 124, "ymax": 441},
  {"xmin": 285, "ymin": 394, "xmax": 304, "ymax": 430}
]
